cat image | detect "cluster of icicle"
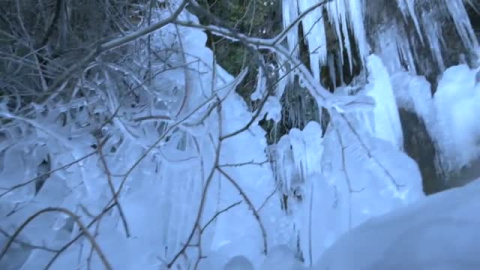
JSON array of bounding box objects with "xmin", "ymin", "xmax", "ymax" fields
[{"xmin": 283, "ymin": 0, "xmax": 478, "ymax": 77}]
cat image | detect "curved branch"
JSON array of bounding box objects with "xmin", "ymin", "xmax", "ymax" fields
[
  {"xmin": 44, "ymin": 203, "xmax": 116, "ymax": 269},
  {"xmin": 216, "ymin": 167, "xmax": 268, "ymax": 255}
]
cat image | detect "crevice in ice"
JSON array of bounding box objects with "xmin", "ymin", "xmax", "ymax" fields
[{"xmin": 398, "ymin": 109, "xmax": 441, "ymax": 195}]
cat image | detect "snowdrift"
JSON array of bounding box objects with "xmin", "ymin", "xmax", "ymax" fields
[{"xmin": 315, "ymin": 178, "xmax": 480, "ymax": 270}]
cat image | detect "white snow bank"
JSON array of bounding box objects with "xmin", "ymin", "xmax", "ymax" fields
[{"xmin": 314, "ymin": 177, "xmax": 480, "ymax": 270}]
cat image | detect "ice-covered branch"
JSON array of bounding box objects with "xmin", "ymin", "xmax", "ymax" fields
[
  {"xmin": 173, "ymin": 19, "xmax": 374, "ymax": 113},
  {"xmin": 100, "ymin": 0, "xmax": 189, "ymax": 52}
]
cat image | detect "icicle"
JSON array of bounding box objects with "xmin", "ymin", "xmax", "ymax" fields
[
  {"xmin": 328, "ymin": 54, "xmax": 337, "ymax": 89},
  {"xmin": 251, "ymin": 67, "xmax": 267, "ymax": 101},
  {"xmin": 445, "ymin": 0, "xmax": 479, "ymax": 48},
  {"xmin": 397, "ymin": 0, "xmax": 423, "ymax": 43},
  {"xmin": 298, "ymin": 0, "xmax": 328, "ymax": 80},
  {"xmin": 325, "ymin": 0, "xmax": 369, "ymax": 73},
  {"xmin": 326, "ymin": 0, "xmax": 352, "ymax": 72},
  {"xmin": 420, "ymin": 12, "xmax": 446, "ymax": 71},
  {"xmin": 345, "ymin": 0, "xmax": 369, "ymax": 62},
  {"xmin": 336, "ymin": 50, "xmax": 345, "ymax": 86},
  {"xmin": 373, "ymin": 26, "xmax": 417, "ymax": 73},
  {"xmin": 282, "ymin": 0, "xmax": 300, "ymax": 57}
]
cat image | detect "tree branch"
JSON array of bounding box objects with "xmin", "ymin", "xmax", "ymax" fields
[{"xmin": 0, "ymin": 207, "xmax": 112, "ymax": 270}]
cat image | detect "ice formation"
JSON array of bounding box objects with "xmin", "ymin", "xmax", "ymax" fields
[
  {"xmin": 0, "ymin": 5, "xmax": 279, "ymax": 269},
  {"xmin": 391, "ymin": 63, "xmax": 480, "ymax": 175},
  {"xmin": 274, "ymin": 0, "xmax": 480, "ymax": 267},
  {"xmin": 1, "ymin": 0, "xmax": 479, "ymax": 269},
  {"xmin": 433, "ymin": 64, "xmax": 480, "ymax": 171},
  {"xmin": 360, "ymin": 55, "xmax": 403, "ymax": 149}
]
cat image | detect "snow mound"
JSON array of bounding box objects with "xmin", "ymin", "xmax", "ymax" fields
[
  {"xmin": 224, "ymin": 256, "xmax": 254, "ymax": 270},
  {"xmin": 314, "ymin": 178, "xmax": 480, "ymax": 270}
]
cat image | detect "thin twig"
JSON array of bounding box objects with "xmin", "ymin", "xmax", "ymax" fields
[
  {"xmin": 96, "ymin": 138, "xmax": 130, "ymax": 237},
  {"xmin": 0, "ymin": 207, "xmax": 112, "ymax": 270},
  {"xmin": 201, "ymin": 200, "xmax": 242, "ymax": 233},
  {"xmin": 216, "ymin": 166, "xmax": 268, "ymax": 255},
  {"xmin": 43, "ymin": 203, "xmax": 116, "ymax": 269},
  {"xmin": 0, "ymin": 227, "xmax": 59, "ymax": 253},
  {"xmin": 167, "ymin": 98, "xmax": 223, "ymax": 268}
]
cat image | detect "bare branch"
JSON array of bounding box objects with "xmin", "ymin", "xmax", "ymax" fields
[
  {"xmin": 96, "ymin": 138, "xmax": 130, "ymax": 238},
  {"xmin": 44, "ymin": 203, "xmax": 116, "ymax": 269},
  {"xmin": 0, "ymin": 227, "xmax": 59, "ymax": 253},
  {"xmin": 0, "ymin": 207, "xmax": 112, "ymax": 270},
  {"xmin": 216, "ymin": 166, "xmax": 268, "ymax": 255},
  {"xmin": 167, "ymin": 98, "xmax": 223, "ymax": 268},
  {"xmin": 100, "ymin": 0, "xmax": 189, "ymax": 52},
  {"xmin": 201, "ymin": 200, "xmax": 242, "ymax": 233}
]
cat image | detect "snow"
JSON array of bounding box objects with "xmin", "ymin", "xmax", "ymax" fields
[
  {"xmin": 314, "ymin": 178, "xmax": 480, "ymax": 270},
  {"xmin": 224, "ymin": 256, "xmax": 254, "ymax": 270}
]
